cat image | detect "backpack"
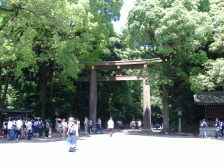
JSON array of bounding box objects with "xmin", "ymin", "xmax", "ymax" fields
[{"xmin": 69, "ymin": 124, "xmax": 76, "ymax": 135}]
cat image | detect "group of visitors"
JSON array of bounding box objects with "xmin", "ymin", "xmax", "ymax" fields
[
  {"xmin": 2, "ymin": 116, "xmax": 115, "ymax": 152},
  {"xmin": 201, "ymin": 117, "xmax": 224, "ymax": 139},
  {"xmin": 56, "ymin": 118, "xmax": 80, "ymax": 138},
  {"xmin": 2, "ymin": 118, "xmax": 52, "ymax": 140},
  {"xmin": 84, "ymin": 117, "xmax": 103, "ymax": 135},
  {"xmin": 130, "ymin": 120, "xmax": 142, "ymax": 129}
]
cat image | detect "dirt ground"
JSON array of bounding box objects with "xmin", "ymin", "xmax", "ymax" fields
[{"xmin": 0, "ymin": 130, "xmax": 223, "ymax": 166}]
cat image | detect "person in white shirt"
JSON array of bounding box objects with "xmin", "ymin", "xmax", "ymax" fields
[
  {"xmin": 137, "ymin": 120, "xmax": 142, "ymax": 129},
  {"xmin": 107, "ymin": 117, "xmax": 114, "ymax": 137},
  {"xmin": 15, "ymin": 119, "xmax": 23, "ymax": 141},
  {"xmin": 26, "ymin": 119, "xmax": 32, "ymax": 140},
  {"xmin": 7, "ymin": 118, "xmax": 13, "ymax": 140}
]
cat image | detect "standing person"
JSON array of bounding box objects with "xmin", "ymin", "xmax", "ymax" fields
[
  {"xmin": 61, "ymin": 119, "xmax": 68, "ymax": 138},
  {"xmin": 95, "ymin": 118, "xmax": 103, "ymax": 134},
  {"xmin": 2, "ymin": 119, "xmax": 8, "ymax": 139},
  {"xmin": 107, "ymin": 117, "xmax": 114, "ymax": 137},
  {"xmin": 26, "ymin": 119, "xmax": 32, "ymax": 140},
  {"xmin": 12, "ymin": 119, "xmax": 16, "ymax": 140},
  {"xmin": 200, "ymin": 119, "xmax": 207, "ymax": 139},
  {"xmin": 45, "ymin": 120, "xmax": 50, "ymax": 138},
  {"xmin": 88, "ymin": 119, "xmax": 93, "ymax": 134},
  {"xmin": 67, "ymin": 117, "xmax": 78, "ymax": 152},
  {"xmin": 77, "ymin": 118, "xmax": 80, "ymax": 133},
  {"xmin": 137, "ymin": 120, "xmax": 142, "ymax": 129},
  {"xmin": 38, "ymin": 120, "xmax": 43, "ymax": 137},
  {"xmin": 84, "ymin": 117, "xmax": 89, "ymax": 136},
  {"xmin": 7, "ymin": 118, "xmax": 13, "ymax": 140},
  {"xmin": 33, "ymin": 119, "xmax": 39, "ymax": 137},
  {"xmin": 221, "ymin": 122, "xmax": 224, "ymax": 138},
  {"xmin": 130, "ymin": 120, "xmax": 136, "ymax": 129},
  {"xmin": 214, "ymin": 117, "xmax": 220, "ymax": 139},
  {"xmin": 15, "ymin": 118, "xmax": 23, "ymax": 141}
]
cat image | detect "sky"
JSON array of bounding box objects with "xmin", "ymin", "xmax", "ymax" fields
[{"xmin": 112, "ymin": 0, "xmax": 136, "ymax": 34}]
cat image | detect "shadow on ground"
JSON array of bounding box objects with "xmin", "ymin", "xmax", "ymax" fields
[
  {"xmin": 0, "ymin": 132, "xmax": 91, "ymax": 144},
  {"xmin": 121, "ymin": 129, "xmax": 200, "ymax": 139}
]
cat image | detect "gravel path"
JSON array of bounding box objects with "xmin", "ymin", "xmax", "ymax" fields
[{"xmin": 0, "ymin": 130, "xmax": 223, "ymax": 166}]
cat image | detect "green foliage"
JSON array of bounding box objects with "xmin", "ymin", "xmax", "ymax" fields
[
  {"xmin": 190, "ymin": 58, "xmax": 224, "ymax": 92},
  {"xmin": 209, "ymin": 0, "xmax": 224, "ymax": 54},
  {"xmin": 0, "ymin": 0, "xmax": 123, "ymax": 119}
]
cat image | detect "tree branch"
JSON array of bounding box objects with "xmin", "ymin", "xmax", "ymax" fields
[{"xmin": 0, "ymin": 6, "xmax": 15, "ymax": 12}]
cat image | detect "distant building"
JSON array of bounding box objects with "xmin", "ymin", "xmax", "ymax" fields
[
  {"xmin": 194, "ymin": 92, "xmax": 224, "ymax": 119},
  {"xmin": 0, "ymin": 109, "xmax": 34, "ymax": 119}
]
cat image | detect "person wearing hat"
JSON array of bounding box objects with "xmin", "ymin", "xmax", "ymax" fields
[
  {"xmin": 214, "ymin": 117, "xmax": 220, "ymax": 139},
  {"xmin": 67, "ymin": 117, "xmax": 78, "ymax": 152}
]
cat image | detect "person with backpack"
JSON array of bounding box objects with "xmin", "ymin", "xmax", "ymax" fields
[{"xmin": 67, "ymin": 117, "xmax": 78, "ymax": 152}]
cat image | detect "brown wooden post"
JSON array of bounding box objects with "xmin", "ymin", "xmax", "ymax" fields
[
  {"xmin": 143, "ymin": 78, "xmax": 151, "ymax": 129},
  {"xmin": 89, "ymin": 68, "xmax": 97, "ymax": 126}
]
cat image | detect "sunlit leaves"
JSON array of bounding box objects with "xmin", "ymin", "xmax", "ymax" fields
[{"xmin": 190, "ymin": 58, "xmax": 224, "ymax": 91}]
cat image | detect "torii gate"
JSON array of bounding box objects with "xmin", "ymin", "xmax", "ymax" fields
[{"xmin": 77, "ymin": 58, "xmax": 162, "ymax": 129}]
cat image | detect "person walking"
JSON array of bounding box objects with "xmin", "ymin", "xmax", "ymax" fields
[
  {"xmin": 67, "ymin": 117, "xmax": 78, "ymax": 152},
  {"xmin": 201, "ymin": 119, "xmax": 207, "ymax": 139},
  {"xmin": 107, "ymin": 117, "xmax": 114, "ymax": 137}
]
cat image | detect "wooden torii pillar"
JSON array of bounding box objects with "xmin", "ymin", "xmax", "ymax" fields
[{"xmin": 143, "ymin": 78, "xmax": 151, "ymax": 129}]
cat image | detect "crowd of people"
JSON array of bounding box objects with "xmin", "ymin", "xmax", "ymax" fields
[
  {"xmin": 1, "ymin": 116, "xmax": 144, "ymax": 152},
  {"xmin": 2, "ymin": 118, "xmax": 52, "ymax": 141}
]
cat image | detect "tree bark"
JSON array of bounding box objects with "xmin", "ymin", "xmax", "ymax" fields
[
  {"xmin": 39, "ymin": 64, "xmax": 47, "ymax": 119},
  {"xmin": 0, "ymin": 73, "xmax": 9, "ymax": 109},
  {"xmin": 0, "ymin": 72, "xmax": 9, "ymax": 132},
  {"xmin": 161, "ymin": 84, "xmax": 170, "ymax": 133},
  {"xmin": 89, "ymin": 69, "xmax": 97, "ymax": 126}
]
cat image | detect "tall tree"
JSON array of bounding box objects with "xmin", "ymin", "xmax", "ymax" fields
[
  {"xmin": 0, "ymin": 0, "xmax": 123, "ymax": 118},
  {"xmin": 125, "ymin": 0, "xmax": 212, "ymax": 132}
]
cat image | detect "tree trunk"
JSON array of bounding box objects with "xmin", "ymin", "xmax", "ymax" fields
[
  {"xmin": 0, "ymin": 72, "xmax": 9, "ymax": 133},
  {"xmin": 0, "ymin": 73, "xmax": 9, "ymax": 109},
  {"xmin": 0, "ymin": 67, "xmax": 2, "ymax": 100},
  {"xmin": 89, "ymin": 69, "xmax": 97, "ymax": 127},
  {"xmin": 39, "ymin": 65, "xmax": 47, "ymax": 119},
  {"xmin": 161, "ymin": 84, "xmax": 170, "ymax": 133}
]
